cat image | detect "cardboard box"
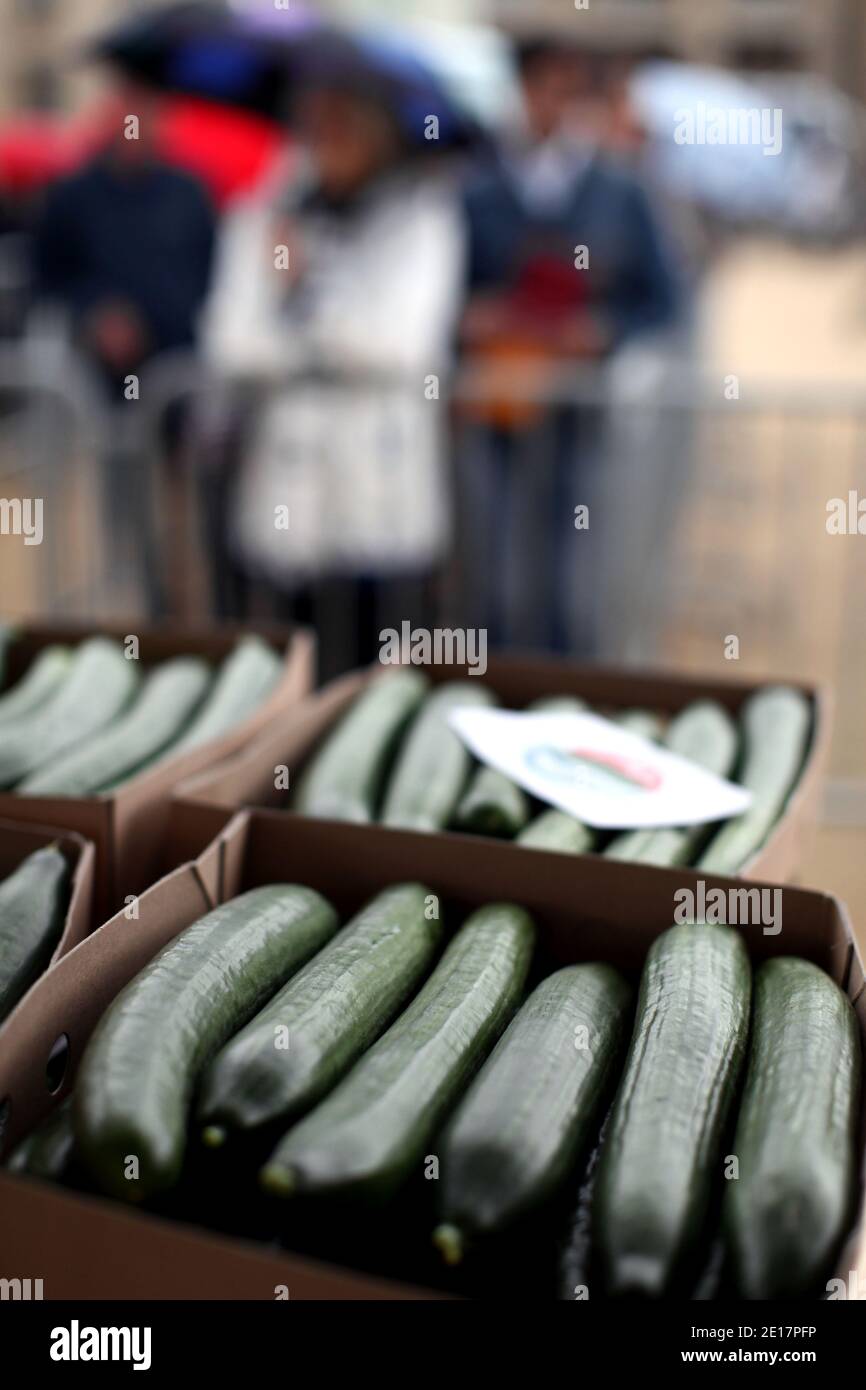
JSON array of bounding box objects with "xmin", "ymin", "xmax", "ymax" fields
[
  {"xmin": 175, "ymin": 656, "xmax": 829, "ymax": 883},
  {"xmin": 0, "ymin": 621, "xmax": 314, "ymax": 918},
  {"xmin": 0, "ymin": 807, "xmax": 861, "ymax": 1300}
]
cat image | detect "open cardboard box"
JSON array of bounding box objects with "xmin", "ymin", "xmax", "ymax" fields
[
  {"xmin": 0, "ymin": 620, "xmax": 314, "ymax": 918},
  {"xmin": 0, "ymin": 805, "xmax": 862, "ymax": 1300},
  {"xmin": 174, "ymin": 655, "xmax": 829, "ymax": 884}
]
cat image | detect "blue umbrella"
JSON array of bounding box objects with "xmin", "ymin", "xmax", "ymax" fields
[{"xmin": 93, "ymin": 0, "xmax": 481, "ymax": 148}]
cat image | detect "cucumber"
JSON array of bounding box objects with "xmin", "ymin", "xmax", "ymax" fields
[
  {"xmin": 593, "ymin": 923, "xmax": 751, "ymax": 1297},
  {"xmin": 198, "ymin": 883, "xmax": 441, "ymax": 1143},
  {"xmin": 698, "ymin": 685, "xmax": 811, "ymax": 875},
  {"xmin": 0, "ymin": 638, "xmax": 139, "ymax": 789},
  {"xmin": 261, "ymin": 902, "xmax": 535, "ymax": 1203},
  {"xmin": 7, "ymin": 1097, "xmax": 75, "ymax": 1182},
  {"xmin": 514, "ymin": 699, "xmax": 593, "ymax": 851},
  {"xmin": 516, "ymin": 808, "xmax": 594, "ymax": 854},
  {"xmin": 169, "ymin": 635, "xmax": 282, "ymax": 755},
  {"xmin": 293, "ymin": 670, "xmax": 428, "ymax": 823},
  {"xmin": 605, "ymin": 701, "xmax": 738, "ymax": 866},
  {"xmin": 381, "ymin": 682, "xmax": 496, "ymax": 831},
  {"xmin": 74, "ymin": 885, "xmax": 339, "ymax": 1202},
  {"xmin": 449, "ymin": 696, "xmax": 585, "ymax": 839},
  {"xmin": 615, "ymin": 709, "xmax": 665, "ymax": 742},
  {"xmin": 451, "ymin": 766, "xmax": 529, "ymax": 838},
  {"xmin": 19, "ymin": 658, "xmax": 212, "ymax": 797},
  {"xmin": 0, "ymin": 845, "xmax": 70, "ymax": 1023},
  {"xmin": 0, "ymin": 646, "xmax": 71, "ymax": 726},
  {"xmin": 725, "ymin": 957, "xmax": 860, "ymax": 1299},
  {"xmin": 433, "ymin": 964, "xmax": 632, "ymax": 1263}
]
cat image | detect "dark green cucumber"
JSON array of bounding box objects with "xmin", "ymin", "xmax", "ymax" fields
[
  {"xmin": 450, "ymin": 696, "xmax": 585, "ymax": 839},
  {"xmin": 594, "ymin": 923, "xmax": 751, "ymax": 1297},
  {"xmin": 698, "ymin": 685, "xmax": 811, "ymax": 874},
  {"xmin": 261, "ymin": 903, "xmax": 535, "ymax": 1203},
  {"xmin": 516, "ymin": 699, "xmax": 593, "ymax": 851},
  {"xmin": 380, "ymin": 681, "xmax": 496, "ymax": 831},
  {"xmin": 19, "ymin": 657, "xmax": 212, "ymax": 796},
  {"xmin": 434, "ymin": 964, "xmax": 632, "ymax": 1263},
  {"xmin": 451, "ymin": 766, "xmax": 529, "ymax": 838},
  {"xmin": 74, "ymin": 885, "xmax": 338, "ymax": 1202},
  {"xmin": 605, "ymin": 700, "xmax": 738, "ymax": 866},
  {"xmin": 198, "ymin": 883, "xmax": 441, "ymax": 1142},
  {"xmin": 0, "ymin": 638, "xmax": 139, "ymax": 789},
  {"xmin": 7, "ymin": 1097, "xmax": 75, "ymax": 1181},
  {"xmin": 516, "ymin": 808, "xmax": 594, "ymax": 854},
  {"xmin": 725, "ymin": 957, "xmax": 860, "ymax": 1299},
  {"xmin": 293, "ymin": 670, "xmax": 428, "ymax": 822},
  {"xmin": 0, "ymin": 646, "xmax": 71, "ymax": 726},
  {"xmin": 170, "ymin": 635, "xmax": 282, "ymax": 754},
  {"xmin": 0, "ymin": 845, "xmax": 70, "ymax": 1023}
]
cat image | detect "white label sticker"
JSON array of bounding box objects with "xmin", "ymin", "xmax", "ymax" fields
[{"xmin": 449, "ymin": 709, "xmax": 752, "ymax": 830}]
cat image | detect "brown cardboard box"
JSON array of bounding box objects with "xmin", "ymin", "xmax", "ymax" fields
[
  {"xmin": 0, "ymin": 621, "xmax": 314, "ymax": 917},
  {"xmin": 0, "ymin": 806, "xmax": 861, "ymax": 1301},
  {"xmin": 174, "ymin": 656, "xmax": 828, "ymax": 883}
]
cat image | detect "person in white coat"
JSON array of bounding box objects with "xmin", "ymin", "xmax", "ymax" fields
[{"xmin": 202, "ymin": 81, "xmax": 465, "ymax": 675}]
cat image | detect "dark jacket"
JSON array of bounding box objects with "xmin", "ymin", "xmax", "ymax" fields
[
  {"xmin": 463, "ymin": 147, "xmax": 682, "ymax": 349},
  {"xmin": 35, "ymin": 156, "xmax": 215, "ymax": 356}
]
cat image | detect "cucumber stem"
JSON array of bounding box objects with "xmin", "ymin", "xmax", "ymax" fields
[
  {"xmin": 201, "ymin": 1125, "xmax": 227, "ymax": 1150},
  {"xmin": 260, "ymin": 1163, "xmax": 298, "ymax": 1198},
  {"xmin": 432, "ymin": 1223, "xmax": 465, "ymax": 1266}
]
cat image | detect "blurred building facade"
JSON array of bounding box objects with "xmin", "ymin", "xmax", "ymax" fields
[{"xmin": 489, "ymin": 0, "xmax": 866, "ymax": 100}]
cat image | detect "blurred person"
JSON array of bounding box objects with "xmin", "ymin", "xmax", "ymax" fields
[
  {"xmin": 33, "ymin": 81, "xmax": 216, "ymax": 613},
  {"xmin": 459, "ymin": 36, "xmax": 683, "ymax": 655},
  {"xmin": 202, "ymin": 78, "xmax": 464, "ymax": 676}
]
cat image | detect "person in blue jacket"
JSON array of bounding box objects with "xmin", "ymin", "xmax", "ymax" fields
[{"xmin": 459, "ymin": 37, "xmax": 683, "ymax": 655}]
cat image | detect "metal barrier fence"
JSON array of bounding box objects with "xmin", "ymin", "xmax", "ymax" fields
[{"xmin": 1, "ymin": 344, "xmax": 866, "ymax": 799}]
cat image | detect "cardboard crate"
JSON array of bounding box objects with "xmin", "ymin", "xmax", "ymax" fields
[
  {"xmin": 0, "ymin": 807, "xmax": 861, "ymax": 1300},
  {"xmin": 0, "ymin": 621, "xmax": 314, "ymax": 918},
  {"xmin": 174, "ymin": 655, "xmax": 828, "ymax": 883}
]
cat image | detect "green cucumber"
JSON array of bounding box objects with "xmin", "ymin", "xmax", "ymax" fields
[
  {"xmin": 593, "ymin": 923, "xmax": 751, "ymax": 1297},
  {"xmin": 7, "ymin": 1097, "xmax": 75, "ymax": 1182},
  {"xmin": 725, "ymin": 957, "xmax": 860, "ymax": 1299},
  {"xmin": 515, "ymin": 699, "xmax": 593, "ymax": 851},
  {"xmin": 451, "ymin": 766, "xmax": 529, "ymax": 838},
  {"xmin": 19, "ymin": 658, "xmax": 212, "ymax": 796},
  {"xmin": 433, "ymin": 964, "xmax": 632, "ymax": 1263},
  {"xmin": 169, "ymin": 636, "xmax": 282, "ymax": 755},
  {"xmin": 450, "ymin": 696, "xmax": 585, "ymax": 839},
  {"xmin": 381, "ymin": 682, "xmax": 496, "ymax": 831},
  {"xmin": 198, "ymin": 883, "xmax": 441, "ymax": 1143},
  {"xmin": 605, "ymin": 701, "xmax": 738, "ymax": 866},
  {"xmin": 615, "ymin": 709, "xmax": 665, "ymax": 742},
  {"xmin": 516, "ymin": 808, "xmax": 594, "ymax": 854},
  {"xmin": 0, "ymin": 638, "xmax": 139, "ymax": 789},
  {"xmin": 698, "ymin": 685, "xmax": 811, "ymax": 874},
  {"xmin": 0, "ymin": 845, "xmax": 70, "ymax": 1023},
  {"xmin": 294, "ymin": 670, "xmax": 428, "ymax": 822},
  {"xmin": 74, "ymin": 885, "xmax": 339, "ymax": 1202},
  {"xmin": 261, "ymin": 902, "xmax": 535, "ymax": 1203},
  {"xmin": 0, "ymin": 646, "xmax": 71, "ymax": 726}
]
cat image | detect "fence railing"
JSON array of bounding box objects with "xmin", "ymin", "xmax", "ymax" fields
[{"xmin": 1, "ymin": 343, "xmax": 866, "ymax": 800}]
